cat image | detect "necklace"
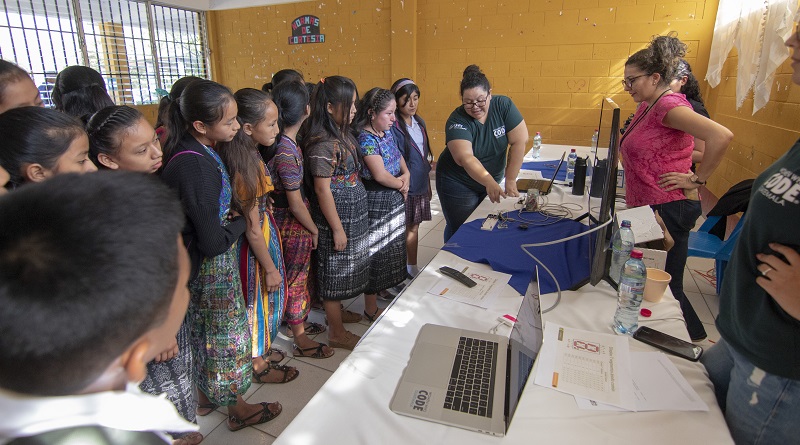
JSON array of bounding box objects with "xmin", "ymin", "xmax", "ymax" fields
[{"xmin": 620, "ymin": 88, "xmax": 671, "ymax": 144}]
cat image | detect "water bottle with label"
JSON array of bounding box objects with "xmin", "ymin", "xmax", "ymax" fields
[
  {"xmin": 565, "ymin": 148, "xmax": 577, "ymax": 185},
  {"xmin": 609, "ymin": 219, "xmax": 635, "ymax": 284},
  {"xmin": 591, "ymin": 128, "xmax": 599, "ymax": 154},
  {"xmin": 531, "ymin": 132, "xmax": 542, "ymax": 159},
  {"xmin": 612, "ymin": 250, "xmax": 647, "ymax": 335}
]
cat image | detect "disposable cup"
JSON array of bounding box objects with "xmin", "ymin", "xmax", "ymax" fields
[{"xmin": 643, "ymin": 268, "xmax": 671, "ymax": 303}]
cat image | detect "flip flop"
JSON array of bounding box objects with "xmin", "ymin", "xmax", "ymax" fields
[
  {"xmin": 227, "ymin": 401, "xmax": 282, "ymax": 431},
  {"xmin": 195, "ymin": 402, "xmax": 217, "ymax": 417},
  {"xmin": 293, "ymin": 342, "xmax": 335, "ymax": 359},
  {"xmin": 252, "ymin": 362, "xmax": 300, "ymax": 384}
]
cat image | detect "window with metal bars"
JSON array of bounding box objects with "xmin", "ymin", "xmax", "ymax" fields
[{"xmin": 0, "ymin": 0, "xmax": 208, "ymax": 106}]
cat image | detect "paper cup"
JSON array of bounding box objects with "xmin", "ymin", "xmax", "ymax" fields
[{"xmin": 643, "ymin": 268, "xmax": 671, "ymax": 303}]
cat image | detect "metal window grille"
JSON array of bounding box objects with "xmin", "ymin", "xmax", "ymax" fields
[{"xmin": 0, "ymin": 0, "xmax": 208, "ymax": 106}]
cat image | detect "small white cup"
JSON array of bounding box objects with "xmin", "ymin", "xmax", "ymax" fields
[{"xmin": 643, "ymin": 268, "xmax": 671, "ymax": 303}]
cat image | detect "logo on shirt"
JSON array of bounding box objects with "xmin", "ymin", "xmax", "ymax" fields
[
  {"xmin": 759, "ymin": 168, "xmax": 800, "ymax": 206},
  {"xmin": 493, "ymin": 125, "xmax": 506, "ymax": 138},
  {"xmin": 449, "ymin": 123, "xmax": 466, "ymax": 131}
]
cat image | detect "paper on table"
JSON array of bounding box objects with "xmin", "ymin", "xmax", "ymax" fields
[
  {"xmin": 534, "ymin": 322, "xmax": 637, "ymax": 411},
  {"xmin": 575, "ymin": 352, "xmax": 709, "ymax": 412},
  {"xmin": 426, "ymin": 263, "xmax": 511, "ymax": 309},
  {"xmin": 616, "ymin": 206, "xmax": 664, "ymax": 244}
]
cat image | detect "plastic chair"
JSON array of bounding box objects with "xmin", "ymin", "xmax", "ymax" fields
[{"xmin": 688, "ymin": 214, "xmax": 745, "ymax": 294}]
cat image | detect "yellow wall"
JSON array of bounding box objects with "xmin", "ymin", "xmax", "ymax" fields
[
  {"xmin": 208, "ymin": 0, "xmax": 391, "ymax": 92},
  {"xmin": 206, "ymin": 0, "xmax": 800, "ymax": 199}
]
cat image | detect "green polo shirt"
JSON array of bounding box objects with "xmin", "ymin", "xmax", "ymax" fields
[{"xmin": 438, "ymin": 95, "xmax": 523, "ymax": 192}]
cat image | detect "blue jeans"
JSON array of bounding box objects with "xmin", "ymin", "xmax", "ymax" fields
[
  {"xmin": 651, "ymin": 199, "xmax": 706, "ymax": 340},
  {"xmin": 436, "ymin": 173, "xmax": 486, "ymax": 242},
  {"xmin": 701, "ymin": 338, "xmax": 800, "ymax": 444}
]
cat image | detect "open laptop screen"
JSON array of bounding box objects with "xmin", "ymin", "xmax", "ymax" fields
[{"xmin": 505, "ymin": 268, "xmax": 544, "ymax": 429}]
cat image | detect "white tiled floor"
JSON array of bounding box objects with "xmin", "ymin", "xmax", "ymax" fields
[{"xmin": 196, "ymin": 180, "xmax": 721, "ymax": 443}]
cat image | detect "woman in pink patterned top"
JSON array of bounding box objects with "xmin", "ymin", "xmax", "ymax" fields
[{"xmin": 620, "ymin": 33, "xmax": 733, "ymax": 341}]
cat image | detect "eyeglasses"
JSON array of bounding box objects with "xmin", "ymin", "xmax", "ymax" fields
[
  {"xmin": 621, "ymin": 74, "xmax": 647, "ymax": 89},
  {"xmin": 463, "ymin": 97, "xmax": 488, "ymax": 109}
]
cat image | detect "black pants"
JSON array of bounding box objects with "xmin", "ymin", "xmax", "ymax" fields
[{"xmin": 651, "ymin": 199, "xmax": 707, "ymax": 340}]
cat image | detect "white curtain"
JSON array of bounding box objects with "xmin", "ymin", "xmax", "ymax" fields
[{"xmin": 706, "ymin": 0, "xmax": 797, "ymax": 114}]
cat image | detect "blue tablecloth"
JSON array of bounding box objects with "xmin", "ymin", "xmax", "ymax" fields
[
  {"xmin": 521, "ymin": 157, "xmax": 594, "ymax": 183},
  {"xmin": 520, "ymin": 160, "xmax": 568, "ymax": 181},
  {"xmin": 442, "ymin": 212, "xmax": 592, "ymax": 295}
]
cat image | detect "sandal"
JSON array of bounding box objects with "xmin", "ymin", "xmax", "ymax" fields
[
  {"xmin": 263, "ymin": 348, "xmax": 287, "ymax": 364},
  {"xmin": 328, "ymin": 330, "xmax": 361, "ymax": 350},
  {"xmin": 195, "ymin": 402, "xmax": 218, "ymax": 417},
  {"xmin": 172, "ymin": 432, "xmax": 203, "ymax": 445},
  {"xmin": 252, "ymin": 362, "xmax": 300, "ymax": 384},
  {"xmin": 227, "ymin": 401, "xmax": 282, "ymax": 431},
  {"xmin": 293, "ymin": 342, "xmax": 335, "ymax": 359},
  {"xmin": 363, "ymin": 308, "xmax": 384, "ymax": 323},
  {"xmin": 285, "ymin": 321, "xmax": 327, "ymax": 338}
]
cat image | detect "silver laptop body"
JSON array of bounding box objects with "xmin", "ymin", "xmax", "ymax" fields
[{"xmin": 390, "ymin": 271, "xmax": 543, "ymax": 436}]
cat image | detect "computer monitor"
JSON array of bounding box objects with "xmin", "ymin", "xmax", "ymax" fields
[{"xmin": 573, "ymin": 98, "xmax": 621, "ymax": 288}]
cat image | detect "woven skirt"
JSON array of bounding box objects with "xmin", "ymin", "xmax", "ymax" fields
[
  {"xmin": 273, "ymin": 206, "xmax": 314, "ymax": 324},
  {"xmin": 189, "ymin": 245, "xmax": 252, "ymax": 406},
  {"xmin": 311, "ymin": 182, "xmax": 369, "ymax": 301},
  {"xmin": 365, "ymin": 186, "xmax": 407, "ymax": 294}
]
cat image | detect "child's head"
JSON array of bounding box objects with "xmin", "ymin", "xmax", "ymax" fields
[
  {"xmin": 164, "ymin": 79, "xmax": 239, "ymax": 160},
  {"xmin": 262, "ymin": 69, "xmax": 304, "ymax": 94},
  {"xmin": 52, "ymin": 65, "xmax": 115, "ymax": 120},
  {"xmin": 272, "ymin": 80, "xmax": 310, "ymax": 132},
  {"xmin": 0, "ymin": 171, "xmax": 189, "ymax": 395},
  {"xmin": 391, "ymin": 78, "xmax": 421, "ymax": 120},
  {"xmin": 0, "ymin": 107, "xmax": 96, "ymax": 189},
  {"xmin": 155, "ymin": 76, "xmax": 203, "ymax": 132},
  {"xmin": 0, "ymin": 60, "xmax": 43, "ymax": 113},
  {"xmin": 354, "ymin": 87, "xmax": 396, "ymax": 133},
  {"xmin": 87, "ymin": 106, "xmax": 163, "ymax": 173},
  {"xmin": 307, "ymin": 75, "xmax": 358, "ymax": 142},
  {"xmin": 236, "ymin": 88, "xmax": 279, "ymax": 148}
]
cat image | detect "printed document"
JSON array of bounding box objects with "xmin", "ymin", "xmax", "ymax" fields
[
  {"xmin": 575, "ymin": 352, "xmax": 709, "ymax": 412},
  {"xmin": 534, "ymin": 322, "xmax": 637, "ymax": 411},
  {"xmin": 426, "ymin": 263, "xmax": 510, "ymax": 309}
]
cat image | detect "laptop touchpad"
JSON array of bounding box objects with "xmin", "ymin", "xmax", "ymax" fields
[{"xmin": 404, "ymin": 343, "xmax": 454, "ymax": 385}]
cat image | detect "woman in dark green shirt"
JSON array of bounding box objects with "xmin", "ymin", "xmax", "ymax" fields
[{"xmin": 436, "ymin": 65, "xmax": 528, "ymax": 241}]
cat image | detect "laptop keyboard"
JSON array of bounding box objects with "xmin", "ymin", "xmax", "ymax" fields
[{"xmin": 443, "ymin": 337, "xmax": 498, "ymax": 418}]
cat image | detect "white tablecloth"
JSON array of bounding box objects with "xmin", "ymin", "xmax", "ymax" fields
[{"xmin": 275, "ymin": 145, "xmax": 733, "ymax": 444}]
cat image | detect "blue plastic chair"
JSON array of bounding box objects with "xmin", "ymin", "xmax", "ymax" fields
[{"xmin": 688, "ymin": 214, "xmax": 745, "ymax": 294}]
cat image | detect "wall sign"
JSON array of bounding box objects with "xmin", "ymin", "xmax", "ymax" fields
[{"xmin": 289, "ymin": 15, "xmax": 324, "ymax": 45}]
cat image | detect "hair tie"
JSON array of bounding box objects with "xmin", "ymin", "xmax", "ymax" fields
[{"xmin": 392, "ymin": 79, "xmax": 415, "ymax": 93}]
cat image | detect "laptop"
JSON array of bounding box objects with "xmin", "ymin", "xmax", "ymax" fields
[
  {"xmin": 390, "ymin": 269, "xmax": 544, "ymax": 436},
  {"xmin": 515, "ymin": 152, "xmax": 567, "ymax": 195}
]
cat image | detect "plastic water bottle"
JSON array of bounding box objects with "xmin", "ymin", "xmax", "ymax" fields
[
  {"xmin": 531, "ymin": 132, "xmax": 542, "ymax": 159},
  {"xmin": 612, "ymin": 250, "xmax": 647, "ymax": 335},
  {"xmin": 565, "ymin": 148, "xmax": 577, "ymax": 185},
  {"xmin": 609, "ymin": 220, "xmax": 635, "ymax": 284},
  {"xmin": 591, "ymin": 128, "xmax": 599, "ymax": 154}
]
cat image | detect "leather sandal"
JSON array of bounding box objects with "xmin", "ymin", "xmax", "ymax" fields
[
  {"xmin": 262, "ymin": 348, "xmax": 287, "ymax": 364},
  {"xmin": 363, "ymin": 307, "xmax": 384, "ymax": 323},
  {"xmin": 293, "ymin": 342, "xmax": 335, "ymax": 359},
  {"xmin": 195, "ymin": 402, "xmax": 217, "ymax": 417},
  {"xmin": 227, "ymin": 402, "xmax": 282, "ymax": 431},
  {"xmin": 328, "ymin": 330, "xmax": 361, "ymax": 350},
  {"xmin": 252, "ymin": 363, "xmax": 300, "ymax": 384},
  {"xmin": 285, "ymin": 321, "xmax": 327, "ymax": 338}
]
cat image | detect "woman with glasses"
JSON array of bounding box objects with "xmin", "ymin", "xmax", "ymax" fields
[
  {"xmin": 620, "ymin": 33, "xmax": 732, "ymax": 342},
  {"xmin": 436, "ymin": 65, "xmax": 529, "ymax": 241},
  {"xmin": 699, "ymin": 25, "xmax": 800, "ymax": 444}
]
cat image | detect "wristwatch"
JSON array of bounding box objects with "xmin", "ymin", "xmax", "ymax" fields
[{"xmin": 690, "ymin": 174, "xmax": 706, "ymax": 185}]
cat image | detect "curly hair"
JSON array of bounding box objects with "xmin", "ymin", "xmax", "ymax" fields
[
  {"xmin": 626, "ymin": 32, "xmax": 686, "ymax": 87},
  {"xmin": 674, "ymin": 60, "xmax": 704, "ymax": 104}
]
